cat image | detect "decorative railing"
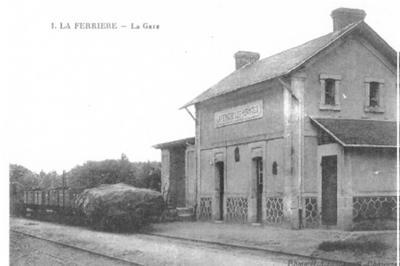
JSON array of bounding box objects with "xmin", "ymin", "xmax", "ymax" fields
[
  {"xmin": 226, "ymin": 197, "xmax": 248, "ymax": 223},
  {"xmin": 198, "ymin": 197, "xmax": 212, "ymax": 220},
  {"xmin": 265, "ymin": 197, "xmax": 284, "ymax": 224},
  {"xmin": 353, "ymin": 196, "xmax": 397, "ymax": 221},
  {"xmin": 304, "ymin": 197, "xmax": 319, "ymax": 228}
]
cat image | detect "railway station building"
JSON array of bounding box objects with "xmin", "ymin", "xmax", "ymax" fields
[{"xmin": 154, "ymin": 8, "xmax": 397, "ymax": 230}]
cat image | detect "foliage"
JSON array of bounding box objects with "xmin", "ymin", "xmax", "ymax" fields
[
  {"xmin": 318, "ymin": 235, "xmax": 388, "ymax": 254},
  {"xmin": 67, "ymin": 155, "xmax": 161, "ymax": 191},
  {"xmin": 10, "ymin": 154, "xmax": 161, "ymax": 192},
  {"xmin": 9, "ymin": 164, "xmax": 39, "ymax": 190},
  {"xmin": 75, "ymin": 183, "xmax": 164, "ymax": 232},
  {"xmin": 38, "ymin": 170, "xmax": 63, "ymax": 189},
  {"xmin": 9, "ymin": 164, "xmax": 40, "ymax": 215}
]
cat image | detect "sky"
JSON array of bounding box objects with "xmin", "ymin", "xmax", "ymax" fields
[{"xmin": 3, "ymin": 0, "xmax": 399, "ymax": 174}]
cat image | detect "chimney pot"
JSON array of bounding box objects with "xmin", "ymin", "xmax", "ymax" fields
[
  {"xmin": 331, "ymin": 8, "xmax": 366, "ymax": 31},
  {"xmin": 234, "ymin": 51, "xmax": 260, "ymax": 70}
]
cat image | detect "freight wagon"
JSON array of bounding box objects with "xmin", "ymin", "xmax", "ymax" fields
[{"xmin": 23, "ymin": 187, "xmax": 80, "ymax": 215}]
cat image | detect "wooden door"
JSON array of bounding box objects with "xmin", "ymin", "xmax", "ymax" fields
[
  {"xmin": 321, "ymin": 155, "xmax": 337, "ymax": 225},
  {"xmin": 255, "ymin": 158, "xmax": 263, "ymax": 223},
  {"xmin": 185, "ymin": 149, "xmax": 196, "ymax": 207},
  {"xmin": 216, "ymin": 162, "xmax": 224, "ymax": 220}
]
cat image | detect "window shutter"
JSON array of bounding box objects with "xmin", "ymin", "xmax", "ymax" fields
[
  {"xmin": 320, "ymin": 79, "xmax": 326, "ymax": 105},
  {"xmin": 334, "ymin": 80, "xmax": 340, "ymax": 106},
  {"xmin": 251, "ymin": 162, "xmax": 257, "ymax": 197},
  {"xmin": 214, "ymin": 169, "xmax": 220, "ymax": 191},
  {"xmin": 379, "ymin": 82, "xmax": 385, "ymax": 109},
  {"xmin": 364, "ymin": 82, "xmax": 370, "ymax": 107}
]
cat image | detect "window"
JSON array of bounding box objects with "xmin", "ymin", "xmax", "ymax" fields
[
  {"xmin": 320, "ymin": 74, "xmax": 341, "ymax": 110},
  {"xmin": 234, "ymin": 147, "xmax": 240, "ymax": 162},
  {"xmin": 365, "ymin": 78, "xmax": 384, "ymax": 113},
  {"xmin": 369, "ymin": 82, "xmax": 379, "ymax": 107},
  {"xmin": 272, "ymin": 162, "xmax": 278, "ymax": 175},
  {"xmin": 324, "ymin": 79, "xmax": 336, "ymax": 105}
]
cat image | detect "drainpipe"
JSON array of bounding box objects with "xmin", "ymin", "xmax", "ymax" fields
[
  {"xmin": 195, "ymin": 107, "xmax": 201, "ymax": 220},
  {"xmin": 298, "ymin": 89, "xmax": 304, "ymax": 229}
]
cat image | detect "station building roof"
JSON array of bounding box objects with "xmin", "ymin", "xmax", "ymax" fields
[
  {"xmin": 181, "ymin": 21, "xmax": 396, "ymax": 109},
  {"xmin": 153, "ymin": 137, "xmax": 195, "ymax": 149},
  {"xmin": 310, "ymin": 117, "xmax": 397, "ymax": 148}
]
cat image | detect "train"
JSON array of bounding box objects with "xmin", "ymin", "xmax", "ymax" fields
[{"xmin": 18, "ymin": 184, "xmax": 166, "ymax": 232}]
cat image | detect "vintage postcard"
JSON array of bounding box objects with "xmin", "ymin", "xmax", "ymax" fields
[{"xmin": 5, "ymin": 0, "xmax": 399, "ymax": 265}]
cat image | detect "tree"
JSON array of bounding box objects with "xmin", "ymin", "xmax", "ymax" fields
[
  {"xmin": 67, "ymin": 157, "xmax": 161, "ymax": 191},
  {"xmin": 9, "ymin": 164, "xmax": 39, "ymax": 189},
  {"xmin": 135, "ymin": 162, "xmax": 161, "ymax": 191},
  {"xmin": 67, "ymin": 157, "xmax": 137, "ymax": 189}
]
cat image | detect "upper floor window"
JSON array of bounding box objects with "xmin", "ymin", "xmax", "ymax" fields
[
  {"xmin": 320, "ymin": 74, "xmax": 341, "ymax": 111},
  {"xmin": 364, "ymin": 78, "xmax": 384, "ymax": 113},
  {"xmin": 324, "ymin": 79, "xmax": 336, "ymax": 105},
  {"xmin": 369, "ymin": 82, "xmax": 379, "ymax": 107}
]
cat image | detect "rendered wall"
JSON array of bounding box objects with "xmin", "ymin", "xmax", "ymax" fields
[
  {"xmin": 303, "ymin": 35, "xmax": 396, "ymax": 134},
  {"xmin": 161, "ymin": 150, "xmax": 170, "ymax": 200},
  {"xmin": 170, "ymin": 147, "xmax": 186, "ymax": 207},
  {"xmin": 199, "ymin": 149, "xmax": 214, "ymax": 195},
  {"xmin": 198, "ymin": 79, "xmax": 284, "ymax": 149},
  {"xmin": 161, "ymin": 147, "xmax": 186, "ymax": 208},
  {"xmin": 185, "ymin": 146, "xmax": 197, "ymax": 207},
  {"xmin": 226, "ymin": 144, "xmax": 251, "ymax": 195},
  {"xmin": 196, "ymin": 79, "xmax": 285, "ymax": 223},
  {"xmin": 303, "ymin": 136, "xmax": 319, "ymax": 194},
  {"xmin": 265, "ymin": 138, "xmax": 284, "ymax": 196},
  {"xmin": 348, "ymin": 148, "xmax": 396, "ymax": 194},
  {"xmin": 347, "ymin": 148, "xmax": 397, "ymax": 226}
]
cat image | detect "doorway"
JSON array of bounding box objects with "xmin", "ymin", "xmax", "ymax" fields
[
  {"xmin": 321, "ymin": 155, "xmax": 337, "ymax": 225},
  {"xmin": 215, "ymin": 162, "xmax": 224, "ymax": 220},
  {"xmin": 254, "ymin": 157, "xmax": 263, "ymax": 223}
]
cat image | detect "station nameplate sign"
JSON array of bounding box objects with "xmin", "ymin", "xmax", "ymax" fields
[{"xmin": 215, "ymin": 100, "xmax": 263, "ymax": 128}]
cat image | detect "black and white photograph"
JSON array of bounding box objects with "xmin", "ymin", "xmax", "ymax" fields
[{"xmin": 4, "ymin": 0, "xmax": 399, "ymax": 265}]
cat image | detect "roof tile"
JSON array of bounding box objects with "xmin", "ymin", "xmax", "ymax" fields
[
  {"xmin": 311, "ymin": 118, "xmax": 396, "ymax": 147},
  {"xmin": 182, "ymin": 22, "xmax": 361, "ymax": 108}
]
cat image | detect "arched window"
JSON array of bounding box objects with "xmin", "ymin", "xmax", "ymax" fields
[
  {"xmin": 272, "ymin": 161, "xmax": 278, "ymax": 175},
  {"xmin": 234, "ymin": 147, "xmax": 240, "ymax": 162}
]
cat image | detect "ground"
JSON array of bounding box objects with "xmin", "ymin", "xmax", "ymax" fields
[
  {"xmin": 150, "ymin": 221, "xmax": 396, "ymax": 264},
  {"xmin": 11, "ymin": 218, "xmax": 320, "ymax": 266},
  {"xmin": 10, "ymin": 218, "xmax": 396, "ymax": 265},
  {"xmin": 10, "ymin": 231, "xmax": 132, "ymax": 266}
]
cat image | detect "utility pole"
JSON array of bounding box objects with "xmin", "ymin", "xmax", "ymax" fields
[{"xmin": 62, "ymin": 170, "xmax": 66, "ymax": 208}]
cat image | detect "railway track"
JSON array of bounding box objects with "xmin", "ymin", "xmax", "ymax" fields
[
  {"xmin": 12, "ymin": 228, "xmax": 359, "ymax": 266},
  {"xmin": 11, "ymin": 229, "xmax": 143, "ymax": 266},
  {"xmin": 143, "ymin": 232, "xmax": 360, "ymax": 266}
]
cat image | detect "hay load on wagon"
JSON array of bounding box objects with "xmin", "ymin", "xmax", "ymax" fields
[{"xmin": 75, "ymin": 183, "xmax": 164, "ymax": 231}]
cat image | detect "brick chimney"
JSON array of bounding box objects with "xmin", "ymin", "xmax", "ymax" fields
[
  {"xmin": 331, "ymin": 8, "xmax": 366, "ymax": 31},
  {"xmin": 234, "ymin": 51, "xmax": 260, "ymax": 70}
]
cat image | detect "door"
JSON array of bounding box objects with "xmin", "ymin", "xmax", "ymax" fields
[
  {"xmin": 255, "ymin": 157, "xmax": 263, "ymax": 223},
  {"xmin": 321, "ymin": 155, "xmax": 337, "ymax": 225},
  {"xmin": 216, "ymin": 162, "xmax": 224, "ymax": 220},
  {"xmin": 185, "ymin": 149, "xmax": 196, "ymax": 207}
]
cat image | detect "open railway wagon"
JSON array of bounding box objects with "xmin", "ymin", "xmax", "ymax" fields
[{"xmin": 23, "ymin": 187, "xmax": 82, "ymax": 217}]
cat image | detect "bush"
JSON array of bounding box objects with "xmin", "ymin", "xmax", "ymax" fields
[{"xmin": 318, "ymin": 236, "xmax": 388, "ymax": 254}]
